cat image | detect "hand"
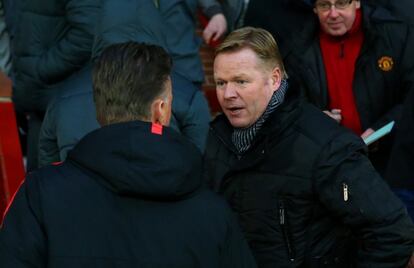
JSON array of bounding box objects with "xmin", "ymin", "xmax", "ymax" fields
[
  {"xmin": 361, "ymin": 128, "xmax": 378, "ymax": 151},
  {"xmin": 323, "ymin": 109, "xmax": 342, "ymax": 123},
  {"xmin": 202, "ymin": 13, "xmax": 227, "ymax": 44},
  {"xmin": 361, "ymin": 128, "xmax": 374, "ymax": 139}
]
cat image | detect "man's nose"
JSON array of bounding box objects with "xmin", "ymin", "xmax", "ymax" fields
[
  {"xmin": 223, "ymin": 83, "xmax": 238, "ymax": 99},
  {"xmin": 328, "ymin": 6, "xmax": 340, "ymax": 17}
]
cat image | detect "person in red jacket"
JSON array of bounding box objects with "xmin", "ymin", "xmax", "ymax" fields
[{"xmin": 285, "ymin": 0, "xmax": 414, "ymax": 175}]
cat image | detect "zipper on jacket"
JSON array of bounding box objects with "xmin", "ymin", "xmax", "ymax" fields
[
  {"xmin": 279, "ymin": 199, "xmax": 295, "ymax": 262},
  {"xmin": 339, "ymin": 42, "xmax": 345, "ymax": 58},
  {"xmin": 343, "ymin": 183, "xmax": 349, "ymax": 202}
]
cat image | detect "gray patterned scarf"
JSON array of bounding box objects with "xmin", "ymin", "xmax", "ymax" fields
[{"xmin": 232, "ymin": 79, "xmax": 288, "ymax": 154}]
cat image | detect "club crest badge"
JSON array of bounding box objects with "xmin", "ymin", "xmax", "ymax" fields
[{"xmin": 378, "ymin": 56, "xmax": 394, "ymax": 72}]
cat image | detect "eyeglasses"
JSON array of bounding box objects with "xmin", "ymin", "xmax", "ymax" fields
[{"xmin": 315, "ymin": 0, "xmax": 353, "ymax": 12}]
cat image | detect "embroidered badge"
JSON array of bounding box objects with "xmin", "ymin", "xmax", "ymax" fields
[{"xmin": 378, "ymin": 56, "xmax": 394, "ymax": 72}]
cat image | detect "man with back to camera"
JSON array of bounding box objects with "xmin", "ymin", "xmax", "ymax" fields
[
  {"xmin": 37, "ymin": 0, "xmax": 236, "ymax": 168},
  {"xmin": 204, "ymin": 26, "xmax": 414, "ymax": 267},
  {"xmin": 0, "ymin": 42, "xmax": 257, "ymax": 268}
]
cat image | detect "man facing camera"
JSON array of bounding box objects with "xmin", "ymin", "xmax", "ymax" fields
[
  {"xmin": 204, "ymin": 27, "xmax": 414, "ymax": 267},
  {"xmin": 285, "ymin": 0, "xmax": 414, "ymax": 175},
  {"xmin": 0, "ymin": 42, "xmax": 257, "ymax": 268}
]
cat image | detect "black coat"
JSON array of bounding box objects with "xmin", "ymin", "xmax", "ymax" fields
[
  {"xmin": 204, "ymin": 81, "xmax": 414, "ymax": 267},
  {"xmin": 386, "ymin": 87, "xmax": 414, "ymax": 190},
  {"xmin": 365, "ymin": 0, "xmax": 414, "ymax": 25},
  {"xmin": 0, "ymin": 121, "xmax": 257, "ymax": 268},
  {"xmin": 37, "ymin": 64, "xmax": 99, "ymax": 167},
  {"xmin": 286, "ymin": 4, "xmax": 414, "ymax": 131},
  {"xmin": 11, "ymin": 0, "xmax": 99, "ymax": 112},
  {"xmin": 285, "ymin": 4, "xmax": 414, "ymax": 174}
]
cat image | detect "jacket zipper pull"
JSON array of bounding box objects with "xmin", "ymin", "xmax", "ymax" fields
[
  {"xmin": 279, "ymin": 201, "xmax": 285, "ymax": 225},
  {"xmin": 279, "ymin": 200, "xmax": 295, "ymax": 262},
  {"xmin": 343, "ymin": 183, "xmax": 349, "ymax": 202}
]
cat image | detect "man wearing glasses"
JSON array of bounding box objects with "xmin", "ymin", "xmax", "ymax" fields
[{"xmin": 286, "ymin": 0, "xmax": 414, "ymax": 176}]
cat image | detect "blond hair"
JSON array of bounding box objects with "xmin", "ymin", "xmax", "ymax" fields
[{"xmin": 216, "ymin": 27, "xmax": 287, "ymax": 78}]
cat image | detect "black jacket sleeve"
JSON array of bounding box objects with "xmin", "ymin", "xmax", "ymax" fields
[
  {"xmin": 385, "ymin": 87, "xmax": 414, "ymax": 189},
  {"xmin": 36, "ymin": 0, "xmax": 98, "ymax": 84},
  {"xmin": 0, "ymin": 177, "xmax": 47, "ymax": 267},
  {"xmin": 314, "ymin": 131, "xmax": 414, "ymax": 267},
  {"xmin": 38, "ymin": 99, "xmax": 60, "ymax": 167}
]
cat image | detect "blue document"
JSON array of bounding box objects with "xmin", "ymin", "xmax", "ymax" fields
[{"xmin": 363, "ymin": 121, "xmax": 395, "ymax": 146}]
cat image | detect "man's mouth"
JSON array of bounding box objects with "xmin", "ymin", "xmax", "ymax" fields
[
  {"xmin": 226, "ymin": 106, "xmax": 243, "ymax": 115},
  {"xmin": 328, "ymin": 21, "xmax": 343, "ymax": 28}
]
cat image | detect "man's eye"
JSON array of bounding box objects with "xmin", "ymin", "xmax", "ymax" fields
[
  {"xmin": 216, "ymin": 81, "xmax": 225, "ymax": 87},
  {"xmin": 317, "ymin": 2, "xmax": 330, "ymax": 9},
  {"xmin": 236, "ymin": 80, "xmax": 247, "ymax": 85},
  {"xmin": 336, "ymin": 0, "xmax": 348, "ymax": 8}
]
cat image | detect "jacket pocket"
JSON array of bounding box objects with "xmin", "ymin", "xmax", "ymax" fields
[{"xmin": 279, "ymin": 198, "xmax": 296, "ymax": 262}]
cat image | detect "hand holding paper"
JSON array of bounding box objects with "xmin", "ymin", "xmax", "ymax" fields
[{"xmin": 363, "ymin": 121, "xmax": 395, "ymax": 145}]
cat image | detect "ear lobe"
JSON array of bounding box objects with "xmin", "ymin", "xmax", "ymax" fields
[{"xmin": 150, "ymin": 99, "xmax": 164, "ymax": 124}]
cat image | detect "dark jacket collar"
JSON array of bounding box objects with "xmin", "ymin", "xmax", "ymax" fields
[{"xmin": 68, "ymin": 121, "xmax": 202, "ymax": 200}]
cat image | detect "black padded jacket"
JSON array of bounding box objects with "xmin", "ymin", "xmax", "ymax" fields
[{"xmin": 204, "ymin": 80, "xmax": 414, "ymax": 267}]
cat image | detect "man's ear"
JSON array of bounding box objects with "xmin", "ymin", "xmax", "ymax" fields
[
  {"xmin": 151, "ymin": 96, "xmax": 172, "ymax": 126},
  {"xmin": 271, "ymin": 66, "xmax": 282, "ymax": 92},
  {"xmin": 150, "ymin": 98, "xmax": 165, "ymax": 125}
]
